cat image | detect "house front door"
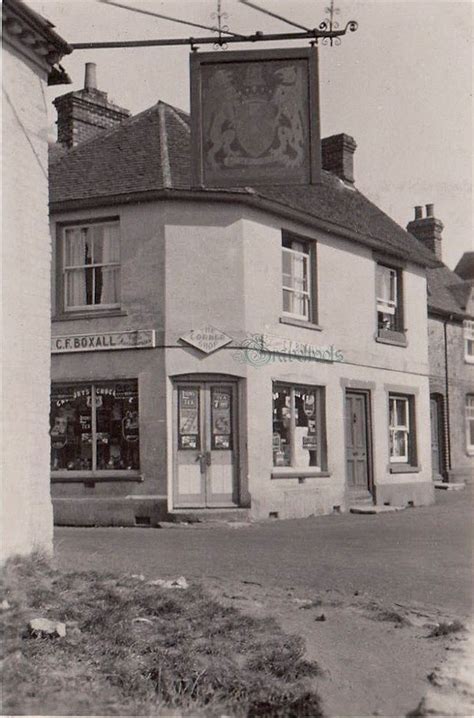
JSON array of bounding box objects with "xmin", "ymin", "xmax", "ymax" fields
[
  {"xmin": 430, "ymin": 395, "xmax": 443, "ymax": 479},
  {"xmin": 345, "ymin": 390, "xmax": 371, "ymax": 493},
  {"xmin": 173, "ymin": 380, "xmax": 239, "ymax": 508}
]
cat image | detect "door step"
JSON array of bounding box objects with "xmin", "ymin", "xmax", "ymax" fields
[
  {"xmin": 165, "ymin": 508, "xmax": 251, "ymax": 525},
  {"xmin": 350, "ymin": 504, "xmax": 406, "ymax": 514},
  {"xmin": 434, "ymin": 481, "xmax": 465, "ymax": 491}
]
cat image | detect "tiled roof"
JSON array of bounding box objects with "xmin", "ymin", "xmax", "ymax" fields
[
  {"xmin": 426, "ymin": 264, "xmax": 472, "ymax": 318},
  {"xmin": 454, "ymin": 251, "xmax": 474, "ymax": 280},
  {"xmin": 49, "ymin": 100, "xmax": 440, "ymax": 268}
]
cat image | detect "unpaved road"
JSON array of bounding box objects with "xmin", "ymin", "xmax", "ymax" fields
[{"xmin": 55, "ymin": 487, "xmax": 473, "ymax": 617}]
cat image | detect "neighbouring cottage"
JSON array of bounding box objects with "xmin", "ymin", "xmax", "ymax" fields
[
  {"xmin": 2, "ymin": 0, "xmax": 71, "ymax": 558},
  {"xmin": 406, "ymin": 209, "xmax": 473, "ymax": 485},
  {"xmin": 48, "ymin": 54, "xmax": 441, "ymax": 526}
]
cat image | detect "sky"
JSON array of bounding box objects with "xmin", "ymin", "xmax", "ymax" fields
[{"xmin": 29, "ymin": 0, "xmax": 473, "ymax": 269}]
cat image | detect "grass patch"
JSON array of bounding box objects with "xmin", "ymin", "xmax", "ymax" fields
[
  {"xmin": 1, "ymin": 554, "xmax": 323, "ymax": 716},
  {"xmin": 427, "ymin": 620, "xmax": 465, "ymax": 638}
]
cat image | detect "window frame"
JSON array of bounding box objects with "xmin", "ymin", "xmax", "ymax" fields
[
  {"xmin": 388, "ymin": 392, "xmax": 417, "ymax": 466},
  {"xmin": 50, "ymin": 380, "xmax": 141, "ymax": 478},
  {"xmin": 281, "ymin": 231, "xmax": 318, "ymax": 325},
  {"xmin": 375, "ymin": 262, "xmax": 405, "ymax": 342},
  {"xmin": 272, "ymin": 381, "xmax": 327, "ymax": 475},
  {"xmin": 56, "ymin": 217, "xmax": 121, "ymax": 316},
  {"xmin": 463, "ymin": 320, "xmax": 474, "ymax": 363},
  {"xmin": 466, "ymin": 394, "xmax": 474, "ymax": 455}
]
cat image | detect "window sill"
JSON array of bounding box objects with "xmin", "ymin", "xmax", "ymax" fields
[
  {"xmin": 376, "ymin": 331, "xmax": 407, "ymax": 347},
  {"xmin": 464, "ymin": 357, "xmax": 474, "ymax": 364},
  {"xmin": 271, "ymin": 468, "xmax": 331, "ymax": 479},
  {"xmin": 279, "ymin": 316, "xmax": 322, "ymax": 332},
  {"xmin": 388, "ymin": 464, "xmax": 421, "ymax": 474},
  {"xmin": 53, "ymin": 310, "xmax": 127, "ymax": 322},
  {"xmin": 51, "ymin": 471, "xmax": 143, "ymax": 483}
]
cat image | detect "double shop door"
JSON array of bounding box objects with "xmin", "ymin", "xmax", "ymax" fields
[{"xmin": 173, "ymin": 380, "xmax": 239, "ymax": 508}]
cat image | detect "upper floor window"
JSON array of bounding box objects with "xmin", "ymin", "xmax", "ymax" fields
[
  {"xmin": 282, "ymin": 233, "xmax": 316, "ymax": 322},
  {"xmin": 376, "ymin": 264, "xmax": 403, "ymax": 335},
  {"xmin": 62, "ymin": 221, "xmax": 120, "ymax": 312},
  {"xmin": 389, "ymin": 393, "xmax": 416, "ymax": 465},
  {"xmin": 463, "ymin": 320, "xmax": 474, "ymax": 363},
  {"xmin": 466, "ymin": 395, "xmax": 474, "ymax": 454}
]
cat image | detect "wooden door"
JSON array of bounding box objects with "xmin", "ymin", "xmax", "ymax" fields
[
  {"xmin": 173, "ymin": 381, "xmax": 239, "ymax": 508},
  {"xmin": 430, "ymin": 397, "xmax": 441, "ymax": 476},
  {"xmin": 345, "ymin": 391, "xmax": 370, "ymax": 490}
]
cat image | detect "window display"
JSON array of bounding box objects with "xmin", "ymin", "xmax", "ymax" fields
[
  {"xmin": 50, "ymin": 381, "xmax": 139, "ymax": 471},
  {"xmin": 272, "ymin": 383, "xmax": 323, "ymax": 469},
  {"xmin": 178, "ymin": 387, "xmax": 200, "ymax": 450}
]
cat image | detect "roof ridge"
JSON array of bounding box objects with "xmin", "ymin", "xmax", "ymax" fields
[
  {"xmin": 158, "ymin": 103, "xmax": 172, "ymax": 189},
  {"xmin": 165, "ymin": 104, "xmax": 191, "ymax": 133}
]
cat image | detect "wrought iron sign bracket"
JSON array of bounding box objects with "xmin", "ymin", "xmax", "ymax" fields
[{"xmin": 71, "ymin": 0, "xmax": 358, "ymax": 51}]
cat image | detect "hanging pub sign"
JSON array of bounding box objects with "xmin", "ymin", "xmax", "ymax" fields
[{"xmin": 190, "ymin": 46, "xmax": 321, "ymax": 187}]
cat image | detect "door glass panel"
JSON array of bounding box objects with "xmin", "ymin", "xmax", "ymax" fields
[
  {"xmin": 178, "ymin": 387, "xmax": 200, "ymax": 450},
  {"xmin": 211, "ymin": 387, "xmax": 232, "ymax": 450}
]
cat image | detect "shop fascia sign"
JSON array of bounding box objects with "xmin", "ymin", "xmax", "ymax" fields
[
  {"xmin": 180, "ymin": 325, "xmax": 233, "ymax": 355},
  {"xmin": 52, "ymin": 329, "xmax": 156, "ymax": 354}
]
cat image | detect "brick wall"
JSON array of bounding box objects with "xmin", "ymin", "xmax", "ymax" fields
[
  {"xmin": 54, "ymin": 89, "xmax": 130, "ymax": 147},
  {"xmin": 1, "ymin": 44, "xmax": 54, "ymax": 559},
  {"xmin": 428, "ymin": 315, "xmax": 474, "ymax": 481}
]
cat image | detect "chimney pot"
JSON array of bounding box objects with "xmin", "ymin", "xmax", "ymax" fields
[
  {"xmin": 414, "ymin": 206, "xmax": 423, "ymax": 220},
  {"xmin": 426, "ymin": 203, "xmax": 434, "ymax": 218},
  {"xmin": 84, "ymin": 62, "xmax": 97, "ymax": 91}
]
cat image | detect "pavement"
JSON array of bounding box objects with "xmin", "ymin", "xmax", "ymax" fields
[{"xmin": 54, "ymin": 485, "xmax": 473, "ymax": 618}]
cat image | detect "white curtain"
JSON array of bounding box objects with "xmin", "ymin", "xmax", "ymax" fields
[
  {"xmin": 99, "ymin": 224, "xmax": 120, "ymax": 304},
  {"xmin": 65, "ymin": 228, "xmax": 86, "ymax": 308}
]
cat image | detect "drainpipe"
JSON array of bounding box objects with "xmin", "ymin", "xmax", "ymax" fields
[{"xmin": 443, "ymin": 316, "xmax": 452, "ymax": 475}]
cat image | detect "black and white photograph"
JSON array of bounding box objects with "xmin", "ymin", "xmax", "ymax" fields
[{"xmin": 1, "ymin": 0, "xmax": 473, "ymax": 715}]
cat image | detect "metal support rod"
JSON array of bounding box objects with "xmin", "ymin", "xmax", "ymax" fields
[{"xmin": 70, "ymin": 26, "xmax": 355, "ymax": 50}]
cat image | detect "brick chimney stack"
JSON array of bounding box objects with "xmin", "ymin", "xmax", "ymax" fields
[
  {"xmin": 406, "ymin": 204, "xmax": 444, "ymax": 261},
  {"xmin": 53, "ymin": 63, "xmax": 130, "ymax": 148},
  {"xmin": 321, "ymin": 134, "xmax": 357, "ymax": 184}
]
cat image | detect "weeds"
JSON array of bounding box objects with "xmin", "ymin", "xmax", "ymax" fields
[
  {"xmin": 1, "ymin": 554, "xmax": 323, "ymax": 716},
  {"xmin": 427, "ymin": 620, "xmax": 465, "ymax": 638}
]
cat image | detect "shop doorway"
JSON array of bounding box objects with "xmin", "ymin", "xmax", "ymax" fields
[
  {"xmin": 173, "ymin": 379, "xmax": 239, "ymax": 508},
  {"xmin": 345, "ymin": 390, "xmax": 372, "ymax": 494},
  {"xmin": 430, "ymin": 394, "xmax": 444, "ymax": 480}
]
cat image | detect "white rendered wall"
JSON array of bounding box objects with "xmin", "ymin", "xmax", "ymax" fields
[{"xmin": 1, "ymin": 44, "xmax": 54, "ymax": 559}]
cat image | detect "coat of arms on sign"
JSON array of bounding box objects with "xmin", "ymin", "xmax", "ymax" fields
[{"xmin": 191, "ymin": 48, "xmax": 320, "ymax": 187}]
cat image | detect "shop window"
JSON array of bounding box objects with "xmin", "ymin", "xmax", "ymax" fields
[
  {"xmin": 61, "ymin": 221, "xmax": 120, "ymax": 312},
  {"xmin": 389, "ymin": 393, "xmax": 416, "ymax": 465},
  {"xmin": 464, "ymin": 321, "xmax": 474, "ymax": 363},
  {"xmin": 272, "ymin": 383, "xmax": 326, "ymax": 469},
  {"xmin": 50, "ymin": 381, "xmax": 139, "ymax": 472},
  {"xmin": 282, "ymin": 233, "xmax": 316, "ymax": 322},
  {"xmin": 466, "ymin": 395, "xmax": 474, "ymax": 454},
  {"xmin": 376, "ymin": 264, "xmax": 404, "ymax": 337}
]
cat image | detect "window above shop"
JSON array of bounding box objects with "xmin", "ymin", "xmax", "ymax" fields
[
  {"xmin": 272, "ymin": 382, "xmax": 327, "ymax": 476},
  {"xmin": 59, "ymin": 220, "xmax": 121, "ymax": 314},
  {"xmin": 50, "ymin": 381, "xmax": 139, "ymax": 475},
  {"xmin": 463, "ymin": 320, "xmax": 474, "ymax": 363},
  {"xmin": 376, "ymin": 263, "xmax": 406, "ymax": 344},
  {"xmin": 281, "ymin": 232, "xmax": 317, "ymax": 325},
  {"xmin": 388, "ymin": 393, "xmax": 417, "ymax": 468}
]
